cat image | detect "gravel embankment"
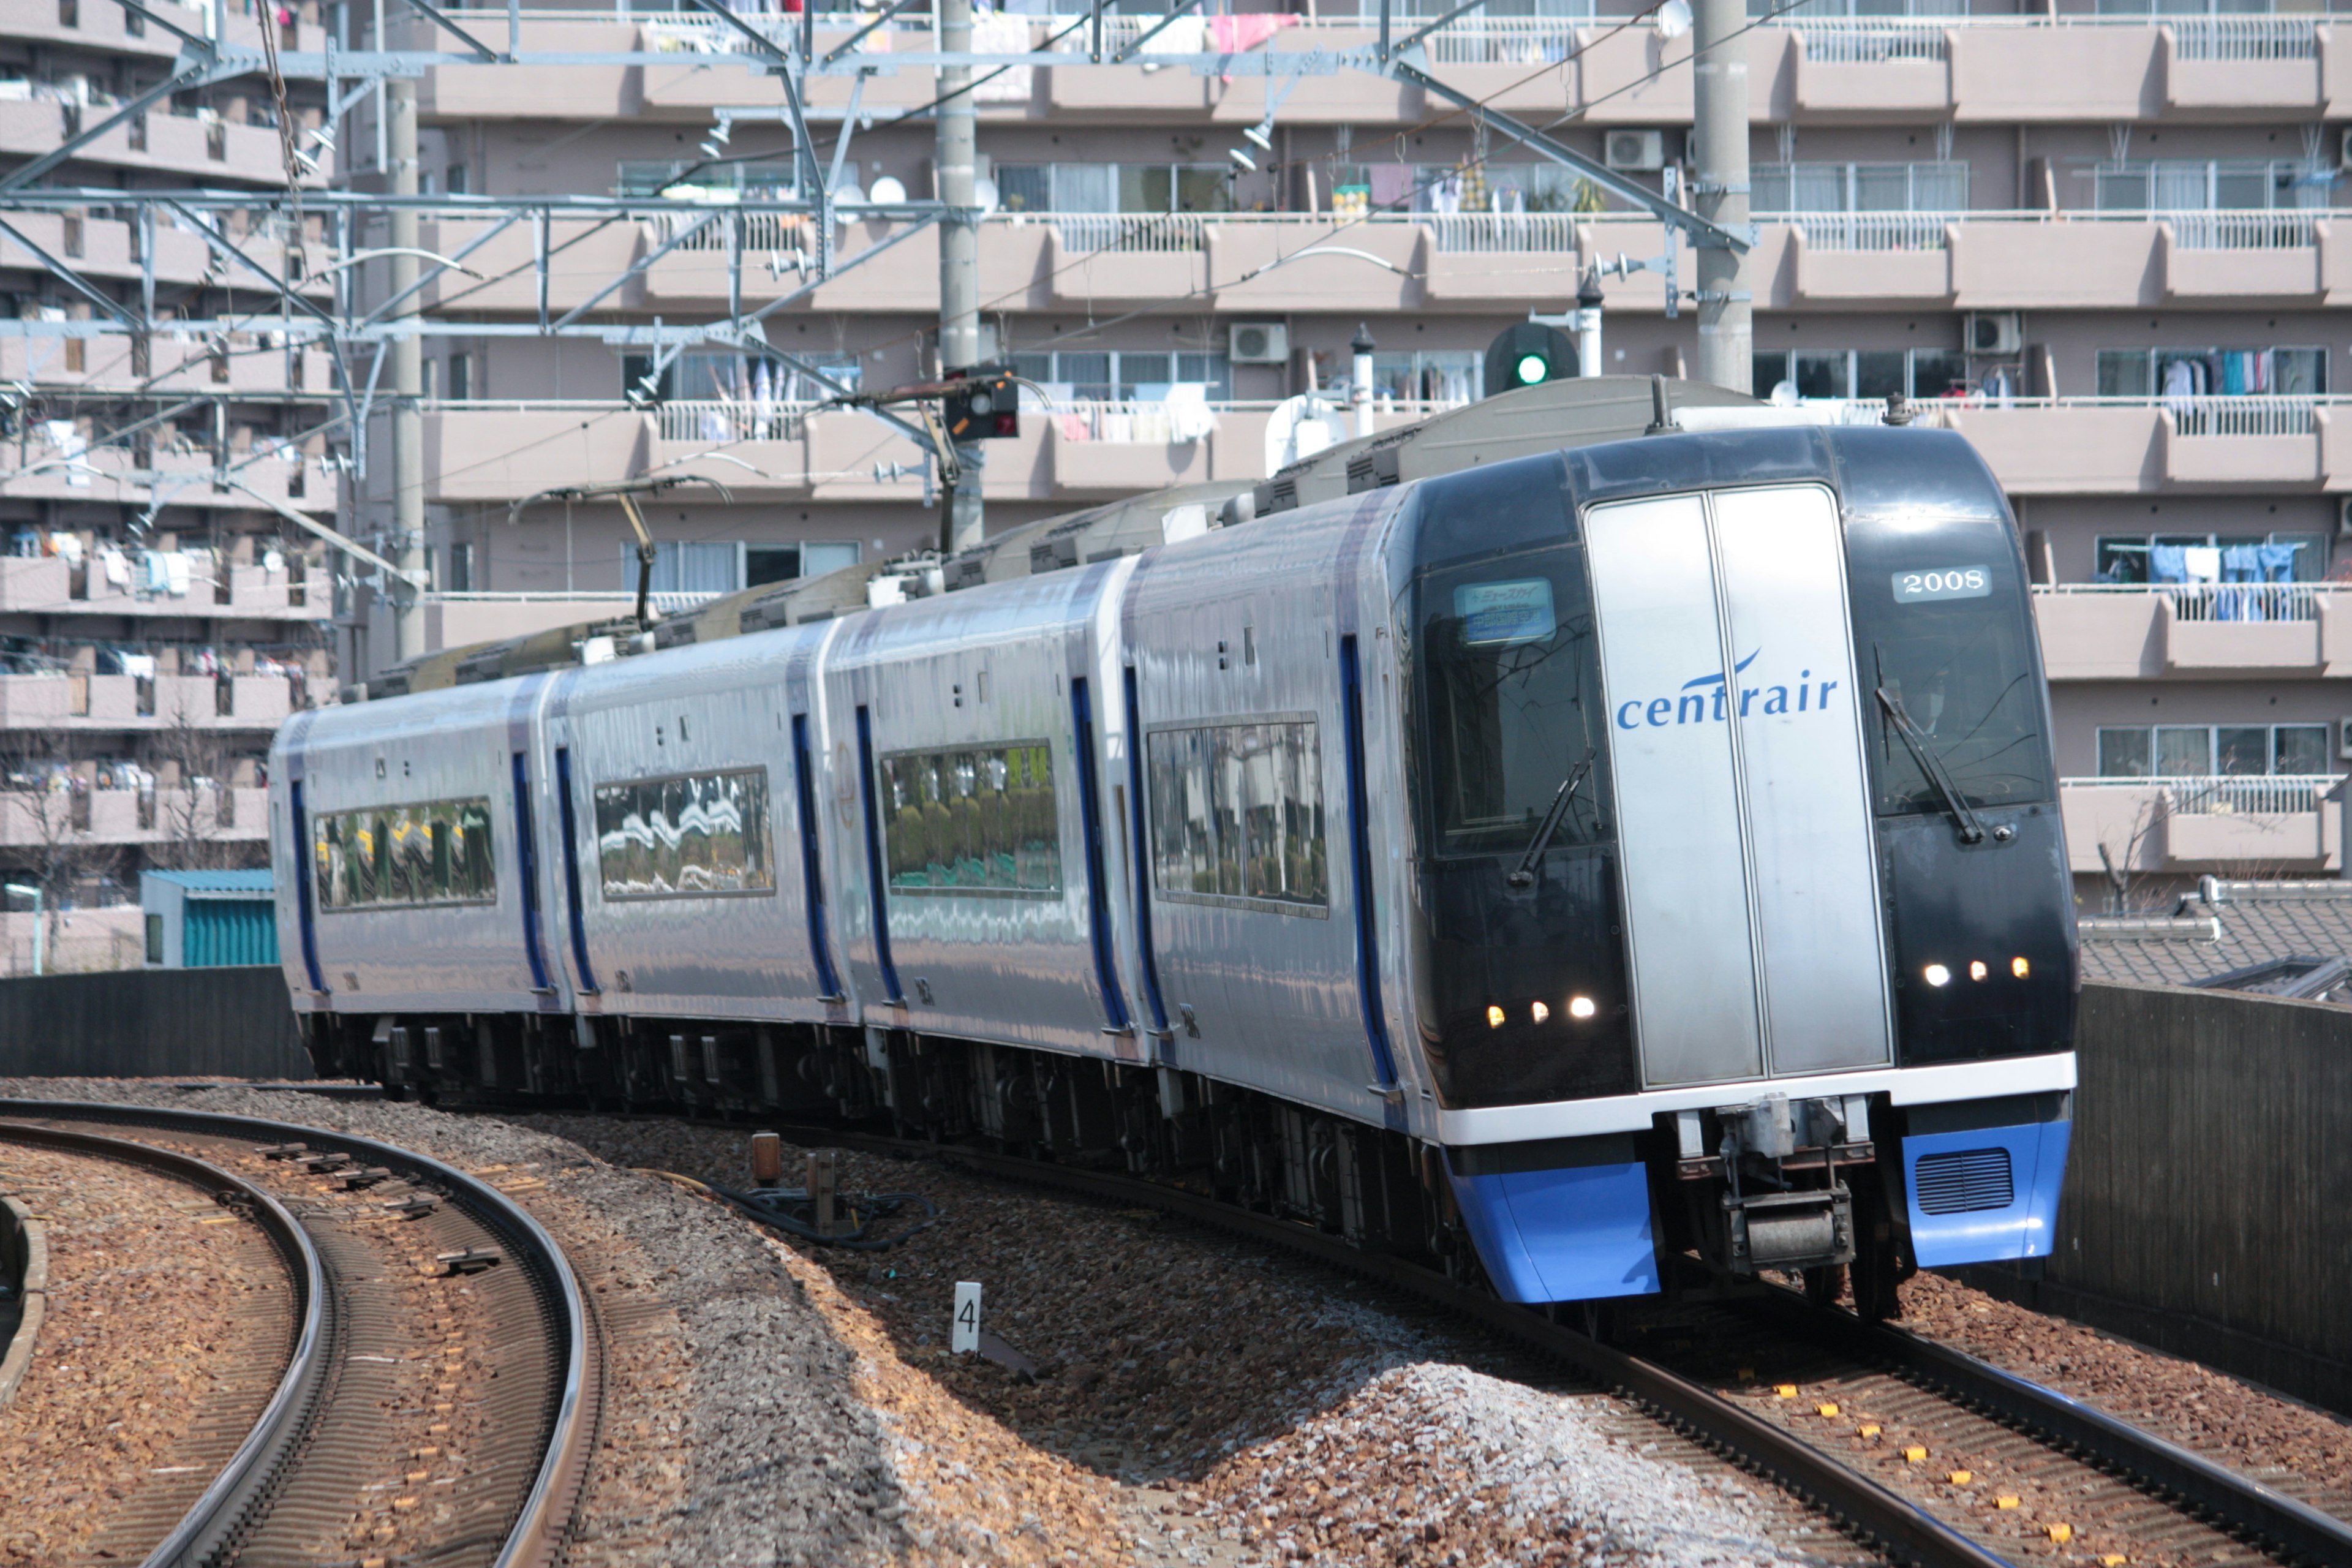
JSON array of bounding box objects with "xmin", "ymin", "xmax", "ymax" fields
[
  {"xmin": 0, "ymin": 1082, "xmax": 916, "ymax": 1568},
  {"xmin": 522, "ymin": 1113, "xmax": 1836, "ymax": 1568}
]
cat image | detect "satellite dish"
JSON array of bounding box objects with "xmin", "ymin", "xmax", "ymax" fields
[
  {"xmin": 1657, "ymin": 0, "xmax": 1692, "ymax": 39},
  {"xmin": 872, "ymin": 175, "xmax": 909, "ymax": 206},
  {"xmin": 831, "ymin": 180, "xmax": 867, "ymax": 207}
]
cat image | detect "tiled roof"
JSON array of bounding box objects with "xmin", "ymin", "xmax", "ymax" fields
[{"xmin": 2079, "ymin": 880, "xmax": 2352, "ymax": 996}]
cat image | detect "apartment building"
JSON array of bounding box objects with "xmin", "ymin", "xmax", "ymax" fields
[
  {"xmin": 0, "ymin": 0, "xmax": 333, "ymax": 957},
  {"xmin": 15, "ymin": 0, "xmax": 2333, "ymax": 918}
]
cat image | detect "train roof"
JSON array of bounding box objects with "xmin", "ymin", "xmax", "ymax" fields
[{"xmin": 354, "ymin": 374, "xmax": 1770, "ymax": 701}]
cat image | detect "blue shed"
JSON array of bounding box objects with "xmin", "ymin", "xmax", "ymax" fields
[{"xmin": 142, "ymin": 870, "xmax": 279, "ymax": 968}]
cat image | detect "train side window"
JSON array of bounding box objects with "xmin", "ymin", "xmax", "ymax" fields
[
  {"xmin": 875, "ymin": 742, "xmax": 1061, "ymax": 895},
  {"xmin": 1144, "ymin": 718, "xmax": 1327, "ymax": 914},
  {"xmin": 311, "ymin": 797, "xmax": 497, "ymax": 911},
  {"xmin": 592, "ymin": 767, "xmax": 776, "ymax": 900}
]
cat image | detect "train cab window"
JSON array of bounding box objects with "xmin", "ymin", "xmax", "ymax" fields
[
  {"xmin": 1419, "ymin": 557, "xmax": 1611, "ymax": 858},
  {"xmin": 1144, "ymin": 720, "xmax": 1327, "ymax": 913},
  {"xmin": 1844, "ymin": 515, "xmax": 2052, "ymax": 816},
  {"xmin": 593, "ymin": 767, "xmax": 775, "ymax": 899},
  {"xmin": 312, "ymin": 797, "xmax": 495, "ymax": 911},
  {"xmin": 877, "ymin": 744, "xmax": 1061, "ymax": 895}
]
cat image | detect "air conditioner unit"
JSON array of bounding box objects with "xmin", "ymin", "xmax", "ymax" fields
[
  {"xmin": 1966, "ymin": 311, "xmax": 2024, "ymax": 356},
  {"xmin": 1229, "ymin": 322, "xmax": 1289, "ymax": 365},
  {"xmin": 2340, "ymin": 126, "xmax": 2352, "ymax": 173},
  {"xmin": 1604, "ymin": 130, "xmax": 1667, "ymax": 173}
]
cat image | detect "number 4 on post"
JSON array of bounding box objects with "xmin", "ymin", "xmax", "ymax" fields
[{"xmin": 952, "ymin": 1281, "xmax": 981, "ymax": 1355}]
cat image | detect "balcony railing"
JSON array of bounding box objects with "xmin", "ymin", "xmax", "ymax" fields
[
  {"xmin": 1425, "ymin": 212, "xmax": 1581, "ymax": 254},
  {"xmin": 1775, "ymin": 211, "xmax": 1955, "ymax": 252},
  {"xmin": 1783, "ymin": 17, "xmax": 1950, "ymax": 64},
  {"xmin": 2165, "ymin": 209, "xmax": 2321, "ymax": 251},
  {"xmin": 654, "ymin": 398, "xmax": 815, "ymax": 442},
  {"xmin": 428, "ymin": 589, "xmax": 724, "ymax": 615},
  {"xmin": 2035, "ymin": 582, "xmax": 2324, "ymax": 622},
  {"xmin": 2171, "ymin": 15, "xmax": 2318, "ymax": 61},
  {"xmin": 2066, "ymin": 774, "xmax": 2346, "ymax": 818},
  {"xmin": 2167, "ymin": 395, "xmax": 2319, "ymax": 437},
  {"xmin": 1053, "ymin": 214, "xmax": 1209, "ymax": 255}
]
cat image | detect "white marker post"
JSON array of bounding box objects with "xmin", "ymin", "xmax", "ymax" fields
[{"xmin": 951, "ymin": 1281, "xmax": 982, "ymax": 1355}]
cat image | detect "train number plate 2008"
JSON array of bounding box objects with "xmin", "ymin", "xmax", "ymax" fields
[{"xmin": 1892, "ymin": 567, "xmax": 1991, "ymax": 603}]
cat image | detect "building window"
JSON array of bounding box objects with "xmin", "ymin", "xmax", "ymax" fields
[
  {"xmin": 313, "ymin": 797, "xmax": 497, "ymax": 911},
  {"xmin": 446, "ymin": 162, "xmax": 469, "ymax": 195},
  {"xmin": 622, "ymin": 540, "xmax": 745, "ymax": 595},
  {"xmin": 2095, "ymin": 345, "xmax": 2327, "ymax": 399},
  {"xmin": 2094, "ymin": 159, "xmax": 2329, "ymax": 213},
  {"xmin": 1752, "ymin": 161, "xmax": 1969, "ymax": 213},
  {"xmin": 1370, "ymin": 350, "xmax": 1481, "ymax": 405},
  {"xmin": 2097, "ymin": 724, "xmax": 2331, "ymax": 778},
  {"xmin": 448, "ymin": 541, "xmax": 473, "ymax": 592},
  {"xmin": 2090, "ymin": 530, "xmax": 2324, "ymax": 584},
  {"xmin": 990, "ymin": 163, "xmax": 1232, "ymax": 214},
  {"xmin": 878, "ymin": 744, "xmax": 1062, "ymax": 895},
  {"xmin": 619, "ymin": 159, "xmax": 797, "ymax": 198},
  {"xmin": 1145, "ymin": 719, "xmax": 1328, "ymax": 914},
  {"xmin": 1005, "ymin": 350, "xmax": 1230, "ymax": 402},
  {"xmin": 594, "ymin": 767, "xmax": 775, "ymax": 899},
  {"xmin": 447, "ymin": 351, "xmax": 472, "ymax": 401},
  {"xmin": 1752, "ymin": 347, "xmax": 1967, "ymax": 401},
  {"xmin": 621, "ymin": 350, "xmax": 853, "ymax": 406},
  {"xmin": 145, "ymin": 911, "xmax": 163, "ymax": 963}
]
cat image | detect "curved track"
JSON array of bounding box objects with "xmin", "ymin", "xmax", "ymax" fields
[
  {"xmin": 733, "ymin": 1117, "xmax": 2352, "ymax": 1568},
  {"xmin": 0, "ymin": 1101, "xmax": 598, "ymax": 1568}
]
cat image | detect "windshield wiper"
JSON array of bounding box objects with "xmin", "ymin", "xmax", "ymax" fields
[
  {"xmin": 1507, "ymin": 753, "xmax": 1596, "ymax": 888},
  {"xmin": 1875, "ymin": 686, "xmax": 1986, "ymax": 845}
]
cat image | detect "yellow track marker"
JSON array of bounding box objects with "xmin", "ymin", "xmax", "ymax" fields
[
  {"xmin": 1994, "ymin": 1496, "xmax": 2020, "ymax": 1510},
  {"xmin": 1857, "ymin": 1424, "xmax": 1882, "ymax": 1438},
  {"xmin": 1947, "ymin": 1471, "xmax": 1973, "ymax": 1485},
  {"xmin": 1815, "ymin": 1403, "xmax": 1841, "ymax": 1417},
  {"xmin": 2045, "ymin": 1523, "xmax": 2073, "ymax": 1544},
  {"xmin": 1775, "ymin": 1384, "xmax": 1798, "ymax": 1398},
  {"xmin": 1900, "ymin": 1446, "xmax": 1928, "ymax": 1463}
]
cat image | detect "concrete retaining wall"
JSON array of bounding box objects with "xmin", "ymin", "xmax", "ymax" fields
[
  {"xmin": 0, "ymin": 965, "xmax": 309, "ymax": 1079},
  {"xmin": 1966, "ymin": 979, "xmax": 2352, "ymax": 1414}
]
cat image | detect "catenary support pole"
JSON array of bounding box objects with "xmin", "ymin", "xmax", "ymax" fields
[
  {"xmin": 937, "ymin": 0, "xmax": 984, "ymax": 554},
  {"xmin": 388, "ymin": 77, "xmax": 428, "ymax": 663},
  {"xmin": 1691, "ymin": 0, "xmax": 1750, "ymax": 395}
]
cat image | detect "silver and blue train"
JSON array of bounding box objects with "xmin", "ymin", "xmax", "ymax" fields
[{"xmin": 270, "ymin": 412, "xmax": 2076, "ymax": 1315}]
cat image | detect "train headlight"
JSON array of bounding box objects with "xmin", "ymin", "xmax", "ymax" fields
[
  {"xmin": 1969, "ymin": 960, "xmax": 1988, "ymax": 982},
  {"xmin": 1923, "ymin": 963, "xmax": 1952, "ymax": 988},
  {"xmin": 1567, "ymin": 995, "xmax": 1597, "ymax": 1020},
  {"xmin": 2011, "ymin": 956, "xmax": 2030, "ymax": 979},
  {"xmin": 1487, "ymin": 1005, "xmax": 1506, "ymax": 1029},
  {"xmin": 1531, "ymin": 1001, "xmax": 1550, "ymax": 1024}
]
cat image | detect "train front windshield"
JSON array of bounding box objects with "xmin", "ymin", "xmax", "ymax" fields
[
  {"xmin": 1402, "ymin": 456, "xmax": 1638, "ymax": 1109},
  {"xmin": 1844, "ymin": 513, "xmax": 2053, "ymax": 820}
]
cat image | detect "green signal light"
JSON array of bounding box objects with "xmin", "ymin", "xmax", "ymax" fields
[{"xmin": 1515, "ymin": 353, "xmax": 1549, "ymax": 385}]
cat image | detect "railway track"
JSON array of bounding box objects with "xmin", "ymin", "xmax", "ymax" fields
[
  {"xmin": 0, "ymin": 1101, "xmax": 597, "ymax": 1568},
  {"xmin": 709, "ymin": 1115, "xmax": 2352, "ymax": 1568}
]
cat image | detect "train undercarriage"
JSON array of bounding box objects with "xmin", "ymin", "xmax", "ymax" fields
[{"xmin": 301, "ymin": 1009, "xmax": 1917, "ymax": 1320}]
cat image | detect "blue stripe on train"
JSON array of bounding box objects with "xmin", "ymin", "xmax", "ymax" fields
[
  {"xmin": 1903, "ymin": 1118, "xmax": 2071, "ymax": 1268},
  {"xmin": 1444, "ymin": 1158, "xmax": 1662, "ymax": 1304}
]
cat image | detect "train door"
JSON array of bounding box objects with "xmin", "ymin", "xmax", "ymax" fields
[{"xmin": 1582, "ymin": 484, "xmax": 1891, "ymax": 1088}]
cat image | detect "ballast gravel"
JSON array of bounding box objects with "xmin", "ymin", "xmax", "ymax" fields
[
  {"xmin": 522, "ymin": 1112, "xmax": 1834, "ymax": 1568},
  {"xmin": 0, "ymin": 1080, "xmax": 910, "ymax": 1568}
]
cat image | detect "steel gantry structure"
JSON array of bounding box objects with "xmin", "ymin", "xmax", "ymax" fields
[{"xmin": 0, "ymin": 0, "xmax": 1751, "ymax": 625}]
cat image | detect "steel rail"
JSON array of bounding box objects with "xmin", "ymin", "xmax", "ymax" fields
[
  {"xmin": 1754, "ymin": 1292, "xmax": 2352, "ymax": 1567},
  {"xmin": 0, "ymin": 1101, "xmax": 597, "ymax": 1568},
  {"xmin": 0, "ymin": 1120, "xmax": 330, "ymax": 1568}
]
